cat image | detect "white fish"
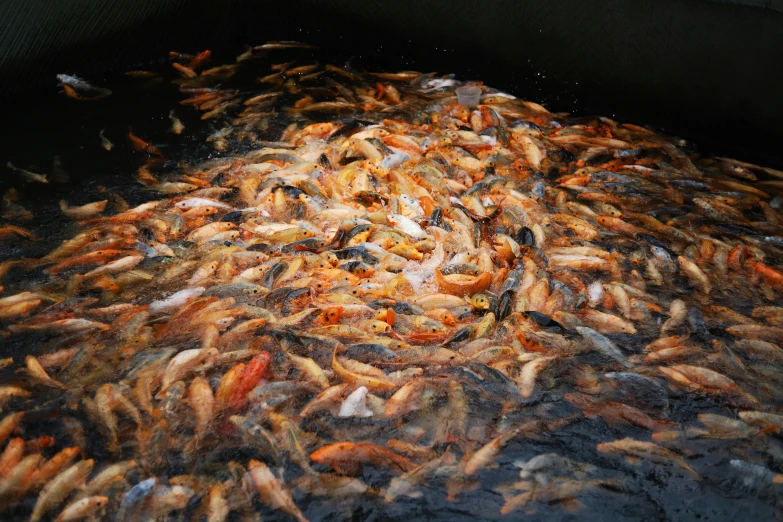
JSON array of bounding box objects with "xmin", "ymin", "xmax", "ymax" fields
[
  {"xmin": 99, "ymin": 129, "xmax": 114, "ymax": 151},
  {"xmin": 174, "ymin": 198, "xmax": 232, "ymax": 209},
  {"xmin": 7, "ymin": 162, "xmax": 48, "ymax": 184},
  {"xmin": 484, "ymin": 91, "xmax": 516, "ymax": 99},
  {"xmin": 588, "ymin": 281, "xmax": 603, "ymax": 306},
  {"xmin": 59, "ymin": 199, "xmax": 108, "ymax": 220},
  {"xmin": 518, "ymin": 357, "xmax": 553, "ymax": 398},
  {"xmin": 398, "ymin": 195, "xmax": 424, "ymax": 219},
  {"xmin": 169, "ymin": 111, "xmax": 185, "ymax": 135},
  {"xmin": 576, "ymin": 327, "xmax": 630, "ymax": 367},
  {"xmin": 338, "ymin": 386, "xmax": 373, "ymax": 418},
  {"xmin": 424, "ymin": 79, "xmax": 457, "ymax": 89},
  {"xmin": 124, "ymin": 201, "xmax": 161, "ymax": 214},
  {"xmin": 418, "ymin": 243, "xmax": 444, "ymax": 272},
  {"xmin": 729, "ymin": 459, "xmax": 783, "ymax": 487},
  {"xmin": 381, "ymin": 153, "xmax": 410, "ymax": 169},
  {"xmin": 515, "ymin": 453, "xmax": 592, "ymax": 480},
  {"xmin": 83, "ymin": 255, "xmax": 144, "ymax": 278},
  {"xmin": 149, "ymin": 287, "xmax": 206, "ymax": 313},
  {"xmin": 57, "ymin": 74, "xmax": 112, "ymax": 98},
  {"xmin": 386, "ymin": 214, "xmax": 429, "ymax": 239}
]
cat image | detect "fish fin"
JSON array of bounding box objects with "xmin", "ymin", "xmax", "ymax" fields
[{"xmin": 334, "ymin": 461, "xmax": 362, "ymax": 476}]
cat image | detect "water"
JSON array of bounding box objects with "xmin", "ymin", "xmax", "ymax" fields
[{"xmin": 1, "ymin": 43, "xmax": 783, "ymax": 521}]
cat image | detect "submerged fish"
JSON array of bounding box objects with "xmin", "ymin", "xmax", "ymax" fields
[{"xmin": 7, "ymin": 162, "xmax": 48, "ymax": 183}]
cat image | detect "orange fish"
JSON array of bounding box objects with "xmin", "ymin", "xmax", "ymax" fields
[
  {"xmin": 310, "ymin": 441, "xmax": 416, "ymax": 475},
  {"xmin": 565, "ymin": 393, "xmax": 674, "ymax": 432},
  {"xmin": 127, "ymin": 130, "xmax": 164, "ymax": 157},
  {"xmin": 228, "ymin": 351, "xmax": 271, "ymax": 411},
  {"xmin": 188, "ymin": 50, "xmax": 212, "ymax": 69},
  {"xmin": 46, "ymin": 249, "xmax": 127, "ymax": 275}
]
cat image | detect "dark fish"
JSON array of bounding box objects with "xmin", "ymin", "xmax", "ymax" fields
[
  {"xmin": 263, "ymin": 262, "xmax": 288, "ymax": 289},
  {"xmin": 334, "ymin": 246, "xmax": 378, "ymax": 265},
  {"xmin": 523, "ymin": 311, "xmax": 565, "ymax": 330}
]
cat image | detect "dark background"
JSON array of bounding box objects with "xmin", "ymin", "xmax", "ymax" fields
[{"xmin": 1, "ymin": 0, "xmax": 782, "ymax": 167}]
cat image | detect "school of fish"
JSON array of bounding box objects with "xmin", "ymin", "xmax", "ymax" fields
[{"xmin": 1, "ymin": 41, "xmax": 783, "ymax": 520}]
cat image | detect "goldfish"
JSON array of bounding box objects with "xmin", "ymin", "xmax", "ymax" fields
[
  {"xmin": 597, "ymin": 438, "xmax": 700, "ymax": 480},
  {"xmin": 310, "ymin": 441, "xmax": 416, "ymax": 475},
  {"xmin": 60, "ymin": 199, "xmax": 108, "ymax": 220},
  {"xmin": 55, "ymin": 496, "xmax": 109, "ymax": 522},
  {"xmin": 57, "ymin": 74, "xmax": 112, "ymax": 99},
  {"xmin": 244, "ymin": 460, "xmax": 308, "ymax": 522},
  {"xmin": 7, "ymin": 162, "xmax": 48, "ymax": 183},
  {"xmin": 30, "ymin": 459, "xmax": 94, "ymax": 522}
]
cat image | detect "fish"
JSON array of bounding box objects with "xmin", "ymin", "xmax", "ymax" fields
[
  {"xmin": 575, "ymin": 327, "xmax": 630, "ymax": 367},
  {"xmin": 254, "ymin": 40, "xmax": 317, "ymax": 50},
  {"xmin": 729, "ymin": 460, "xmax": 783, "ymax": 488},
  {"xmin": 116, "ymin": 477, "xmax": 158, "ymax": 521},
  {"xmin": 499, "ymin": 478, "xmax": 620, "ymax": 515},
  {"xmin": 310, "ymin": 442, "xmax": 416, "ymax": 475},
  {"xmin": 0, "ymin": 454, "xmax": 43, "ymax": 500},
  {"xmin": 149, "ymin": 287, "xmax": 206, "ymax": 313},
  {"xmin": 57, "ymin": 74, "xmax": 112, "ymax": 99},
  {"xmin": 127, "ymin": 130, "xmax": 164, "ymax": 157},
  {"xmin": 565, "ymin": 393, "xmax": 674, "ymax": 432},
  {"xmin": 99, "ymin": 129, "xmax": 114, "ymax": 150},
  {"xmin": 337, "ymin": 386, "xmax": 373, "ymax": 418},
  {"xmin": 737, "ymin": 411, "xmax": 783, "ymax": 434},
  {"xmin": 169, "ymin": 111, "xmax": 185, "ymax": 135},
  {"xmin": 384, "ymin": 450, "xmax": 454, "ymax": 502},
  {"xmin": 30, "ymin": 459, "xmax": 94, "ymax": 522},
  {"xmin": 59, "ymin": 199, "xmax": 109, "ymax": 220},
  {"xmin": 8, "ymin": 319, "xmax": 109, "ymax": 334},
  {"xmin": 188, "ymin": 377, "xmax": 215, "ymax": 442},
  {"xmin": 0, "ymin": 412, "xmax": 25, "ymax": 446},
  {"xmin": 464, "ymin": 418, "xmax": 575, "ymax": 476},
  {"xmin": 597, "ymin": 438, "xmax": 700, "ymax": 480},
  {"xmin": 244, "ymin": 460, "xmax": 308, "ymax": 522},
  {"xmin": 685, "ymin": 413, "xmax": 757, "ymax": 439},
  {"xmin": 7, "ymin": 162, "xmax": 48, "ymax": 183},
  {"xmin": 80, "ymin": 460, "xmax": 138, "ymax": 497},
  {"xmin": 55, "ymin": 496, "xmax": 109, "ymax": 521}
]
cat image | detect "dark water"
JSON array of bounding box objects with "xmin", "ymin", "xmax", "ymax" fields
[{"xmin": 1, "ymin": 44, "xmax": 782, "ymax": 522}]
